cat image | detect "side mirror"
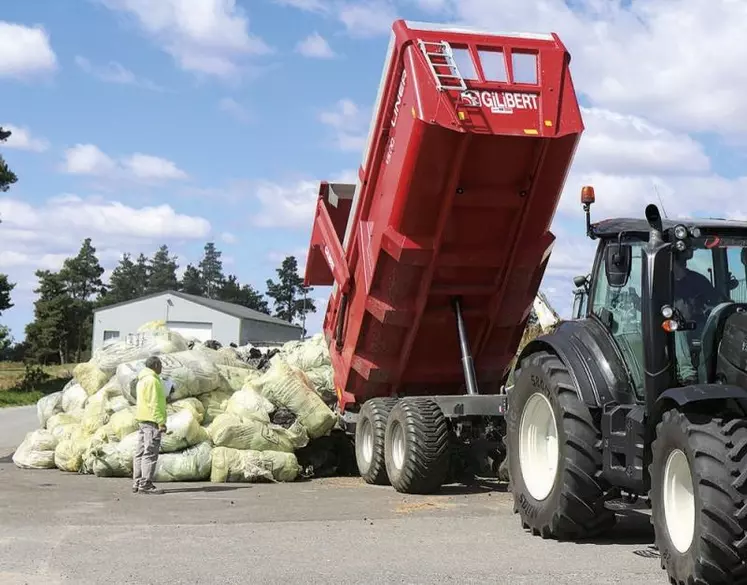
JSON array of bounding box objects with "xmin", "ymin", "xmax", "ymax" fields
[
  {"xmin": 605, "ymin": 243, "xmax": 632, "ymax": 288},
  {"xmin": 573, "ymin": 275, "xmax": 588, "ymax": 289}
]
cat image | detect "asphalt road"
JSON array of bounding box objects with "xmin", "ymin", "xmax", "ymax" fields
[{"xmin": 0, "ymin": 405, "xmax": 665, "ymax": 585}]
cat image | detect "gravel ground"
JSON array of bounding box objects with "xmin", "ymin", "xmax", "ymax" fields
[{"xmin": 0, "ymin": 405, "xmax": 666, "ymax": 585}]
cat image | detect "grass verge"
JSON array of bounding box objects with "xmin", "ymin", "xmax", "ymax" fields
[{"xmin": 0, "ymin": 362, "xmax": 76, "ymax": 409}]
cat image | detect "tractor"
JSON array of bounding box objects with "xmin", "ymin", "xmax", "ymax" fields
[{"xmin": 508, "ymin": 186, "xmax": 747, "ymax": 584}]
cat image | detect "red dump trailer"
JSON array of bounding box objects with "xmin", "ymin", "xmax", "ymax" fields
[{"xmin": 304, "ymin": 19, "xmax": 584, "ymax": 494}]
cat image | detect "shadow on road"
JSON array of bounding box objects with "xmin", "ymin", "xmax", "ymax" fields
[
  {"xmin": 584, "ymin": 513, "xmax": 655, "ymax": 547},
  {"xmin": 163, "ymin": 485, "xmax": 254, "ymax": 494},
  {"xmin": 437, "ymin": 479, "xmax": 509, "ymax": 495},
  {"xmin": 0, "ymin": 454, "xmax": 13, "ymax": 464}
]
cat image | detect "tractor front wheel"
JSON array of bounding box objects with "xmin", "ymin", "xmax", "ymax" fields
[
  {"xmin": 650, "ymin": 408, "xmax": 747, "ymax": 585},
  {"xmin": 507, "ymin": 350, "xmax": 615, "ymax": 539}
]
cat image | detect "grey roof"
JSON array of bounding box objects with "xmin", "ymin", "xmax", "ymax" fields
[
  {"xmin": 592, "ymin": 217, "xmax": 747, "ymax": 238},
  {"xmin": 94, "ymin": 290, "xmax": 303, "ymax": 330}
]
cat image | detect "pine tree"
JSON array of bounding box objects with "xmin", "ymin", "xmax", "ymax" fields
[
  {"xmin": 219, "ymin": 275, "xmax": 271, "ymax": 314},
  {"xmin": 199, "ymin": 242, "xmax": 224, "ymax": 299},
  {"xmin": 147, "ymin": 245, "xmax": 179, "ymax": 293},
  {"xmin": 180, "ymin": 264, "xmax": 203, "ymax": 295},
  {"xmin": 99, "ymin": 253, "xmax": 146, "ymax": 306},
  {"xmin": 25, "ymin": 270, "xmax": 74, "ymax": 364},
  {"xmin": 0, "ymin": 127, "xmax": 18, "ymax": 192},
  {"xmin": 59, "ymin": 238, "xmax": 106, "ymax": 362},
  {"xmin": 265, "ymin": 255, "xmax": 316, "ymax": 324},
  {"xmin": 0, "ymin": 273, "xmax": 15, "ymax": 351}
]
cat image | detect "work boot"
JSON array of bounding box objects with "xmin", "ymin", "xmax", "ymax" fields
[{"xmin": 138, "ymin": 485, "xmax": 164, "ymax": 495}]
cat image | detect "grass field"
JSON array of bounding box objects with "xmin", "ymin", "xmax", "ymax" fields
[{"xmin": 0, "ymin": 362, "xmax": 76, "ymax": 408}]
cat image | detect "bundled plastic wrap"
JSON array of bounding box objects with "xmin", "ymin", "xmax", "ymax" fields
[
  {"xmin": 74, "ymin": 329, "xmax": 189, "ymax": 394},
  {"xmin": 210, "ymin": 447, "xmax": 300, "ymax": 483},
  {"xmin": 160, "ymin": 409, "xmax": 209, "ymax": 453},
  {"xmin": 281, "ymin": 334, "xmax": 329, "ymax": 370},
  {"xmin": 46, "ymin": 413, "xmax": 80, "ymax": 432},
  {"xmin": 61, "ymin": 383, "xmax": 88, "ymax": 417},
  {"xmin": 258, "ymin": 361, "xmax": 336, "ymax": 439},
  {"xmin": 83, "ymin": 431, "xmax": 139, "ymax": 477},
  {"xmin": 37, "ymin": 391, "xmax": 63, "ymax": 428},
  {"xmin": 167, "ymin": 397, "xmax": 205, "ymax": 424},
  {"xmin": 118, "ymin": 351, "xmax": 220, "ymax": 403},
  {"xmin": 54, "ymin": 431, "xmax": 91, "ymax": 473},
  {"xmin": 217, "ymin": 365, "xmax": 256, "ymax": 392},
  {"xmin": 50, "ymin": 422, "xmax": 84, "ymax": 443},
  {"xmin": 207, "ymin": 413, "xmax": 308, "ymax": 452},
  {"xmin": 102, "ymin": 408, "xmax": 139, "ymax": 441},
  {"xmin": 154, "ymin": 442, "xmax": 212, "ymax": 482},
  {"xmin": 225, "ymin": 384, "xmax": 274, "ymax": 423},
  {"xmin": 198, "ymin": 389, "xmax": 233, "ymax": 424},
  {"xmin": 13, "ymin": 429, "xmax": 58, "ymax": 469},
  {"xmin": 191, "ymin": 344, "xmax": 246, "ymax": 368}
]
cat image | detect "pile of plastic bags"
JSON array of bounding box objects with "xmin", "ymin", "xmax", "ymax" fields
[{"xmin": 13, "ymin": 321, "xmax": 340, "ymax": 485}]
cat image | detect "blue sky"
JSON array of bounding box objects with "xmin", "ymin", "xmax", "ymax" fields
[{"xmin": 1, "ymin": 0, "xmax": 746, "ymax": 343}]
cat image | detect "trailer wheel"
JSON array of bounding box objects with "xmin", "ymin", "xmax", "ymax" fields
[
  {"xmin": 650, "ymin": 408, "xmax": 747, "ymax": 585},
  {"xmin": 355, "ymin": 397, "xmax": 398, "ymax": 485},
  {"xmin": 384, "ymin": 397, "xmax": 450, "ymax": 494},
  {"xmin": 507, "ymin": 351, "xmax": 615, "ymax": 539}
]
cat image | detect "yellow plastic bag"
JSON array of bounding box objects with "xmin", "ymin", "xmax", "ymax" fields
[
  {"xmin": 210, "ymin": 447, "xmax": 300, "ymax": 483},
  {"xmin": 207, "ymin": 413, "xmax": 308, "ymax": 453}
]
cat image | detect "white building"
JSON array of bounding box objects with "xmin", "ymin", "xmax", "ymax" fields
[{"xmin": 91, "ymin": 290, "xmax": 303, "ymax": 352}]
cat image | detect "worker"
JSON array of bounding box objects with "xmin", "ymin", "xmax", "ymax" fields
[
  {"xmin": 132, "ymin": 356, "xmax": 167, "ymax": 495},
  {"xmin": 672, "ymin": 248, "xmax": 725, "ymax": 383}
]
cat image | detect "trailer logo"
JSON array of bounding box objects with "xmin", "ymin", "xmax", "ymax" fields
[{"xmin": 460, "ymin": 90, "xmax": 539, "ymax": 115}]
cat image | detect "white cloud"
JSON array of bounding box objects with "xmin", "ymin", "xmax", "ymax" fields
[
  {"xmin": 218, "ymin": 97, "xmax": 252, "ymax": 123},
  {"xmin": 221, "ymin": 232, "xmax": 237, "ymax": 244},
  {"xmin": 100, "ymin": 0, "xmax": 272, "ymax": 78},
  {"xmin": 250, "ymin": 169, "xmax": 356, "ymax": 229},
  {"xmin": 1, "ymin": 124, "xmax": 50, "ymax": 153},
  {"xmin": 338, "ymin": 2, "xmax": 398, "ymax": 38},
  {"xmin": 273, "ymin": 0, "xmax": 329, "ymax": 11},
  {"xmin": 75, "ymin": 55, "xmax": 164, "ymax": 91},
  {"xmin": 122, "ymin": 154, "xmax": 189, "ymax": 181},
  {"xmin": 61, "ymin": 144, "xmax": 188, "ymax": 182},
  {"xmin": 0, "ymin": 21, "xmax": 57, "ymax": 79},
  {"xmin": 296, "ymin": 33, "xmax": 335, "ymax": 59},
  {"xmin": 319, "ymin": 99, "xmax": 369, "ymax": 151},
  {"xmin": 574, "ymin": 107, "xmax": 711, "ymax": 176},
  {"xmin": 251, "ymin": 179, "xmax": 320, "ymax": 228},
  {"xmin": 446, "ymin": 0, "xmax": 747, "ymax": 135},
  {"xmin": 62, "ymin": 144, "xmax": 118, "ymax": 176}
]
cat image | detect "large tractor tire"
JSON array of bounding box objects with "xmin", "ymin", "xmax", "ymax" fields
[
  {"xmin": 384, "ymin": 397, "xmax": 450, "ymax": 494},
  {"xmin": 355, "ymin": 397, "xmax": 398, "ymax": 485},
  {"xmin": 650, "ymin": 408, "xmax": 747, "ymax": 585},
  {"xmin": 507, "ymin": 351, "xmax": 615, "ymax": 539}
]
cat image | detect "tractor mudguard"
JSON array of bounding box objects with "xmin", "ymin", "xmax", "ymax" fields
[
  {"xmin": 657, "ymin": 384, "xmax": 747, "ymax": 409},
  {"xmin": 516, "ymin": 318, "xmax": 636, "ymax": 409}
]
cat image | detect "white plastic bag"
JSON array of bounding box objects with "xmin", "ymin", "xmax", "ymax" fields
[
  {"xmin": 155, "ymin": 442, "xmax": 213, "ymax": 482},
  {"xmin": 37, "ymin": 391, "xmax": 63, "ymax": 428},
  {"xmin": 13, "ymin": 429, "xmax": 58, "ymax": 469}
]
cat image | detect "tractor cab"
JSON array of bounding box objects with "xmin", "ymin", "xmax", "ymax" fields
[{"xmin": 576, "ymin": 186, "xmax": 747, "ymax": 398}]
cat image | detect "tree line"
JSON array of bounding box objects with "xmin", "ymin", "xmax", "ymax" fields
[{"xmin": 0, "ymin": 127, "xmax": 317, "ymax": 364}]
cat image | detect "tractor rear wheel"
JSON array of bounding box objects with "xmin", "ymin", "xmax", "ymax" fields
[
  {"xmin": 507, "ymin": 350, "xmax": 615, "ymax": 539},
  {"xmin": 355, "ymin": 397, "xmax": 398, "ymax": 485},
  {"xmin": 384, "ymin": 397, "xmax": 450, "ymax": 494},
  {"xmin": 650, "ymin": 408, "xmax": 747, "ymax": 585}
]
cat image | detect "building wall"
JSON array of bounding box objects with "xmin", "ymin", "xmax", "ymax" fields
[
  {"xmin": 240, "ymin": 318, "xmax": 302, "ymax": 345},
  {"xmin": 92, "ymin": 293, "xmax": 240, "ymax": 352}
]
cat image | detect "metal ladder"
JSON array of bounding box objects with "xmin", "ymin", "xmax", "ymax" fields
[{"xmin": 417, "ymin": 40, "xmax": 467, "ymax": 92}]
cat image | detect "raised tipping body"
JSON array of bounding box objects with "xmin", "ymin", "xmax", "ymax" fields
[{"xmin": 305, "ymin": 20, "xmax": 583, "ymax": 410}]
